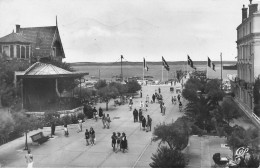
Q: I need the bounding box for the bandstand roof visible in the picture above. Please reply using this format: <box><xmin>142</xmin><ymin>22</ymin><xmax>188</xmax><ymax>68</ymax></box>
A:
<box><xmin>17</xmin><ymin>62</ymin><xmax>88</xmax><ymax>78</ymax></box>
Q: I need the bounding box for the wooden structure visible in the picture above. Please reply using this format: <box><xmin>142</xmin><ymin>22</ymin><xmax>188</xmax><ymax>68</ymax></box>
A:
<box><xmin>16</xmin><ymin>62</ymin><xmax>88</xmax><ymax>111</ymax></box>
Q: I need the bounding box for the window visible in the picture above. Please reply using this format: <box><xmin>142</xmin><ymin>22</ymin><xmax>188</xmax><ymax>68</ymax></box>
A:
<box><xmin>26</xmin><ymin>46</ymin><xmax>29</xmax><ymax>58</ymax></box>
<box><xmin>3</xmin><ymin>46</ymin><xmax>10</xmax><ymax>57</ymax></box>
<box><xmin>21</xmin><ymin>46</ymin><xmax>25</xmax><ymax>58</ymax></box>
<box><xmin>16</xmin><ymin>45</ymin><xmax>20</xmax><ymax>58</ymax></box>
<box><xmin>52</xmin><ymin>47</ymin><xmax>56</xmax><ymax>57</ymax></box>
<box><xmin>250</xmin><ymin>22</ymin><xmax>252</xmax><ymax>33</ymax></box>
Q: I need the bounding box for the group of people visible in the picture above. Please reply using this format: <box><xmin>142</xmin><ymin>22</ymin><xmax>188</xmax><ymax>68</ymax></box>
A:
<box><xmin>171</xmin><ymin>94</ymin><xmax>183</xmax><ymax>111</ymax></box>
<box><xmin>111</xmin><ymin>132</ymin><xmax>128</xmax><ymax>153</ymax></box>
<box><xmin>85</xmin><ymin>127</ymin><xmax>96</xmax><ymax>146</ymax></box>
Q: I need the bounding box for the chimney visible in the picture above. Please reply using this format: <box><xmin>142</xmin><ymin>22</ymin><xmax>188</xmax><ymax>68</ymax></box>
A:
<box><xmin>249</xmin><ymin>2</ymin><xmax>258</xmax><ymax>17</ymax></box>
<box><xmin>242</xmin><ymin>5</ymin><xmax>248</xmax><ymax>21</ymax></box>
<box><xmin>16</xmin><ymin>24</ymin><xmax>20</xmax><ymax>33</ymax></box>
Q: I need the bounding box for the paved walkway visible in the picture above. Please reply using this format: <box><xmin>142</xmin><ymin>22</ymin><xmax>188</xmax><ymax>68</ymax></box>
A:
<box><xmin>0</xmin><ymin>85</ymin><xmax>184</xmax><ymax>167</ymax></box>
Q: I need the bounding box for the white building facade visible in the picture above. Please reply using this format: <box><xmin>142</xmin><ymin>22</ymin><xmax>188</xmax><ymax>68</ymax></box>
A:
<box><xmin>236</xmin><ymin>1</ymin><xmax>260</xmax><ymax>112</ymax></box>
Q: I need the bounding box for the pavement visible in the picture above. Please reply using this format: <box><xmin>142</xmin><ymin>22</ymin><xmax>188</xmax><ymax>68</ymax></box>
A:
<box><xmin>0</xmin><ymin>84</ymin><xmax>234</xmax><ymax>168</ymax></box>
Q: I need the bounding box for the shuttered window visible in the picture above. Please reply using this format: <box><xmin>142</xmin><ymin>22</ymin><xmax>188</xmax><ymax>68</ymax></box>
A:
<box><xmin>26</xmin><ymin>46</ymin><xmax>29</xmax><ymax>58</ymax></box>
<box><xmin>21</xmin><ymin>46</ymin><xmax>25</xmax><ymax>58</ymax></box>
<box><xmin>17</xmin><ymin>45</ymin><xmax>20</xmax><ymax>58</ymax></box>
<box><xmin>10</xmin><ymin>45</ymin><xmax>14</xmax><ymax>58</ymax></box>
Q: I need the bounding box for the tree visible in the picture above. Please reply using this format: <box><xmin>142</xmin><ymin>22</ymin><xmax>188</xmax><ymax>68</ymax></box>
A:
<box><xmin>0</xmin><ymin>58</ymin><xmax>30</xmax><ymax>107</ymax></box>
<box><xmin>98</xmin><ymin>86</ymin><xmax>119</xmax><ymax>111</ymax></box>
<box><xmin>126</xmin><ymin>80</ymin><xmax>141</xmax><ymax>93</ymax></box>
<box><xmin>109</xmin><ymin>82</ymin><xmax>128</xmax><ymax>95</ymax></box>
<box><xmin>152</xmin><ymin>118</ymin><xmax>189</xmax><ymax>151</ymax></box>
<box><xmin>205</xmin><ymin>79</ymin><xmax>224</xmax><ymax>106</ymax></box>
<box><xmin>220</xmin><ymin>98</ymin><xmax>240</xmax><ymax>125</ymax></box>
<box><xmin>0</xmin><ymin>112</ymin><xmax>14</xmax><ymax>143</ymax></box>
<box><xmin>94</xmin><ymin>80</ymin><xmax>107</xmax><ymax>90</ymax></box>
<box><xmin>150</xmin><ymin>146</ymin><xmax>186</xmax><ymax>168</ymax></box>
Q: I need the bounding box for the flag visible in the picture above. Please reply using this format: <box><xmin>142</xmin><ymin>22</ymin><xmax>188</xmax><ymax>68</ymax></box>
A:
<box><xmin>208</xmin><ymin>57</ymin><xmax>211</xmax><ymax>67</ymax></box>
<box><xmin>121</xmin><ymin>55</ymin><xmax>124</xmax><ymax>59</ymax></box>
<box><xmin>212</xmin><ymin>63</ymin><xmax>215</xmax><ymax>71</ymax></box>
<box><xmin>187</xmin><ymin>55</ymin><xmax>191</xmax><ymax>65</ymax></box>
<box><xmin>188</xmin><ymin>55</ymin><xmax>194</xmax><ymax>68</ymax></box>
<box><xmin>143</xmin><ymin>58</ymin><xmax>149</xmax><ymax>71</ymax></box>
<box><xmin>162</xmin><ymin>56</ymin><xmax>170</xmax><ymax>71</ymax></box>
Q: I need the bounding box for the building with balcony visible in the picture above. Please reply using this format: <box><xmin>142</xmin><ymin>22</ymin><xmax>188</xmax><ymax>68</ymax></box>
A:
<box><xmin>235</xmin><ymin>0</ymin><xmax>260</xmax><ymax>117</ymax></box>
<box><xmin>0</xmin><ymin>18</ymin><xmax>65</xmax><ymax>63</ymax></box>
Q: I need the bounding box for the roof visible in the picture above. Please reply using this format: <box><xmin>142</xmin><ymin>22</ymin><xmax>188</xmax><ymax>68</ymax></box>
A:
<box><xmin>18</xmin><ymin>62</ymin><xmax>88</xmax><ymax>78</ymax></box>
<box><xmin>0</xmin><ymin>32</ymin><xmax>32</xmax><ymax>43</ymax></box>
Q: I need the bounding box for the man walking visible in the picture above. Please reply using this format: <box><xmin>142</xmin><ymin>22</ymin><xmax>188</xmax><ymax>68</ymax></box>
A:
<box><xmin>25</xmin><ymin>149</ymin><xmax>33</xmax><ymax>168</ymax></box>
<box><xmin>133</xmin><ymin>108</ymin><xmax>138</xmax><ymax>122</ymax></box>
<box><xmin>146</xmin><ymin>115</ymin><xmax>152</xmax><ymax>132</ymax></box>
<box><xmin>152</xmin><ymin>94</ymin><xmax>155</xmax><ymax>103</ymax></box>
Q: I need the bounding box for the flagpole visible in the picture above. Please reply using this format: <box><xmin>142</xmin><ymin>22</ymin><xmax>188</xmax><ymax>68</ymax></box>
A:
<box><xmin>220</xmin><ymin>53</ymin><xmax>223</xmax><ymax>90</ymax></box>
<box><xmin>162</xmin><ymin>66</ymin><xmax>163</xmax><ymax>82</ymax></box>
<box><xmin>206</xmin><ymin>57</ymin><xmax>208</xmax><ymax>79</ymax></box>
<box><xmin>143</xmin><ymin>63</ymin><xmax>144</xmax><ymax>85</ymax></box>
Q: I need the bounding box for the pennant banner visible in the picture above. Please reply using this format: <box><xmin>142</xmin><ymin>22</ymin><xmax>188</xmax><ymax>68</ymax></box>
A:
<box><xmin>162</xmin><ymin>56</ymin><xmax>170</xmax><ymax>71</ymax></box>
<box><xmin>208</xmin><ymin>57</ymin><xmax>211</xmax><ymax>67</ymax></box>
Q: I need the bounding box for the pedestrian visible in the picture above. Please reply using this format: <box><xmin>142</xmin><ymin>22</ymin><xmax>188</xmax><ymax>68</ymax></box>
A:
<box><xmin>160</xmin><ymin>101</ymin><xmax>163</xmax><ymax>113</ymax></box>
<box><xmin>64</xmin><ymin>124</ymin><xmax>69</xmax><ymax>137</ymax></box>
<box><xmin>85</xmin><ymin>129</ymin><xmax>90</xmax><ymax>146</ymax></box>
<box><xmin>138</xmin><ymin>109</ymin><xmax>143</xmax><ymax>123</ymax></box>
<box><xmin>89</xmin><ymin>127</ymin><xmax>95</xmax><ymax>145</ymax></box>
<box><xmin>145</xmin><ymin>101</ymin><xmax>148</xmax><ymax>111</ymax></box>
<box><xmin>129</xmin><ymin>96</ymin><xmax>133</xmax><ymax>104</ymax></box>
<box><xmin>141</xmin><ymin>115</ymin><xmax>146</xmax><ymax>131</ymax></box>
<box><xmin>77</xmin><ymin>119</ymin><xmax>83</xmax><ymax>132</ymax></box>
<box><xmin>146</xmin><ymin>95</ymin><xmax>149</xmax><ymax>103</ymax></box>
<box><xmin>162</xmin><ymin>103</ymin><xmax>166</xmax><ymax>116</ymax></box>
<box><xmin>111</xmin><ymin>132</ymin><xmax>117</xmax><ymax>151</ymax></box>
<box><xmin>51</xmin><ymin>121</ymin><xmax>55</xmax><ymax>136</ymax></box>
<box><xmin>106</xmin><ymin>114</ymin><xmax>111</xmax><ymax>129</ymax></box>
<box><xmin>158</xmin><ymin>87</ymin><xmax>161</xmax><ymax>94</ymax></box>
<box><xmin>152</xmin><ymin>94</ymin><xmax>155</xmax><ymax>103</ymax></box>
<box><xmin>99</xmin><ymin>107</ymin><xmax>103</xmax><ymax>118</ymax></box>
<box><xmin>140</xmin><ymin>89</ymin><xmax>142</xmax><ymax>98</ymax></box>
<box><xmin>129</xmin><ymin>102</ymin><xmax>132</xmax><ymax>111</ymax></box>
<box><xmin>146</xmin><ymin>115</ymin><xmax>152</xmax><ymax>132</ymax></box>
<box><xmin>177</xmin><ymin>94</ymin><xmax>181</xmax><ymax>102</ymax></box>
<box><xmin>121</xmin><ymin>132</ymin><xmax>128</xmax><ymax>153</ymax></box>
<box><xmin>140</xmin><ymin>101</ymin><xmax>144</xmax><ymax>110</ymax></box>
<box><xmin>25</xmin><ymin>149</ymin><xmax>33</xmax><ymax>168</ymax></box>
<box><xmin>116</xmin><ymin>132</ymin><xmax>121</xmax><ymax>152</ymax></box>
<box><xmin>93</xmin><ymin>107</ymin><xmax>98</xmax><ymax>121</ymax></box>
<box><xmin>102</xmin><ymin>113</ymin><xmax>106</xmax><ymax>128</ymax></box>
<box><xmin>133</xmin><ymin>108</ymin><xmax>138</xmax><ymax>122</ymax></box>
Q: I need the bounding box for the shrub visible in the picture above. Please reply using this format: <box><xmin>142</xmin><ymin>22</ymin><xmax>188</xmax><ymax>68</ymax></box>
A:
<box><xmin>77</xmin><ymin>113</ymin><xmax>85</xmax><ymax>121</ymax></box>
<box><xmin>71</xmin><ymin>115</ymin><xmax>78</xmax><ymax>124</ymax></box>
<box><xmin>150</xmin><ymin>146</ymin><xmax>186</xmax><ymax>168</ymax></box>
<box><xmin>83</xmin><ymin>104</ymin><xmax>93</xmax><ymax>119</ymax></box>
<box><xmin>62</xmin><ymin>115</ymin><xmax>72</xmax><ymax>125</ymax></box>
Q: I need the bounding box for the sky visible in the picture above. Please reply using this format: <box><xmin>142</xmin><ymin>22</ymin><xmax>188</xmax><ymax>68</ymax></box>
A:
<box><xmin>0</xmin><ymin>0</ymin><xmax>257</xmax><ymax>63</ymax></box>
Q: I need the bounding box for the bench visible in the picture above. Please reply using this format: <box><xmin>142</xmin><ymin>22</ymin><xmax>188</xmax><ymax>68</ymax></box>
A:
<box><xmin>30</xmin><ymin>132</ymin><xmax>49</xmax><ymax>145</ymax></box>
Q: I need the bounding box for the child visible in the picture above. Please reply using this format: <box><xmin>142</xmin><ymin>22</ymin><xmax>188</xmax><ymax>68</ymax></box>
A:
<box><xmin>64</xmin><ymin>124</ymin><xmax>69</xmax><ymax>136</ymax></box>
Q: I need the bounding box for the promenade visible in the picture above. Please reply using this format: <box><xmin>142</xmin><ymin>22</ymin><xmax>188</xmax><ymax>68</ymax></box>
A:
<box><xmin>0</xmin><ymin>85</ymin><xmax>235</xmax><ymax>168</ymax></box>
<box><xmin>0</xmin><ymin>85</ymin><xmax>184</xmax><ymax>167</ymax></box>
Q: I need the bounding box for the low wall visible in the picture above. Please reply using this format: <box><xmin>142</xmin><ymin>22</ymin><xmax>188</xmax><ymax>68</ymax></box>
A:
<box><xmin>57</xmin><ymin>106</ymin><xmax>84</xmax><ymax>117</ymax></box>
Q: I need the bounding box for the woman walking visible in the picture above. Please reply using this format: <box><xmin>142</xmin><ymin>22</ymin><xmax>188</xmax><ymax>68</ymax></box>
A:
<box><xmin>116</xmin><ymin>132</ymin><xmax>121</xmax><ymax>152</ymax></box>
<box><xmin>106</xmin><ymin>114</ymin><xmax>111</xmax><ymax>129</ymax></box>
<box><xmin>85</xmin><ymin>129</ymin><xmax>90</xmax><ymax>146</ymax></box>
<box><xmin>64</xmin><ymin>124</ymin><xmax>69</xmax><ymax>137</ymax></box>
<box><xmin>89</xmin><ymin>127</ymin><xmax>95</xmax><ymax>145</ymax></box>
<box><xmin>102</xmin><ymin>113</ymin><xmax>106</xmax><ymax>128</ymax></box>
<box><xmin>141</xmin><ymin>115</ymin><xmax>146</xmax><ymax>131</ymax></box>
<box><xmin>121</xmin><ymin>132</ymin><xmax>128</xmax><ymax>153</ymax></box>
<box><xmin>111</xmin><ymin>132</ymin><xmax>117</xmax><ymax>152</ymax></box>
